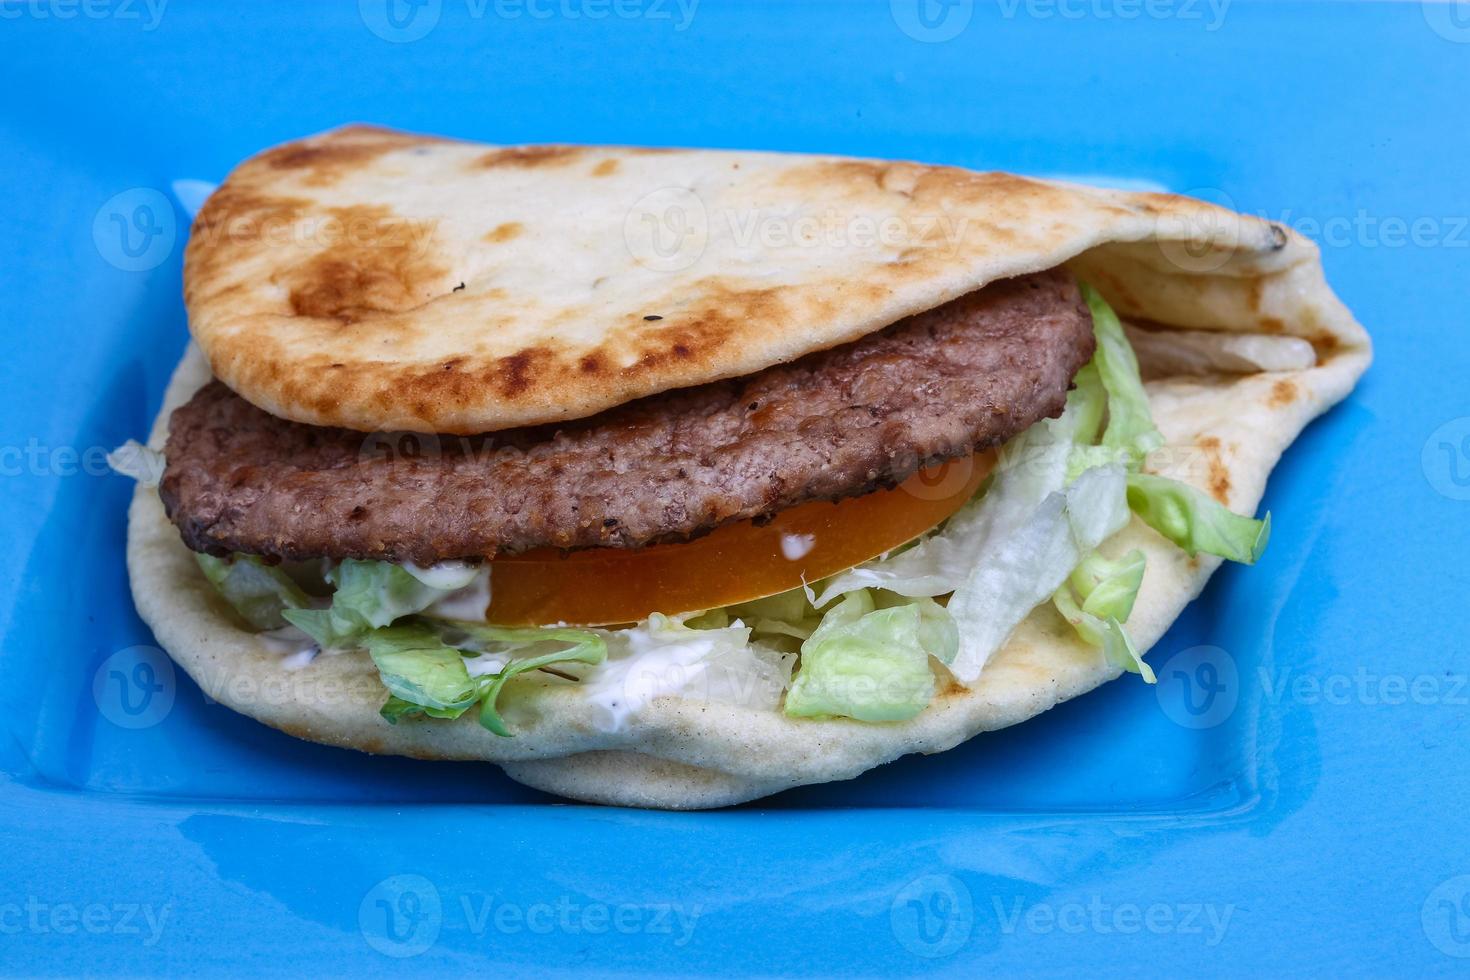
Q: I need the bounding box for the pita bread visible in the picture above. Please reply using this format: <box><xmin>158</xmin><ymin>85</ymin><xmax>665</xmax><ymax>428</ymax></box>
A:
<box><xmin>186</xmin><ymin>125</ymin><xmax>1306</xmax><ymax>434</ymax></box>
<box><xmin>131</xmin><ymin>146</ymin><xmax>1370</xmax><ymax>808</ymax></box>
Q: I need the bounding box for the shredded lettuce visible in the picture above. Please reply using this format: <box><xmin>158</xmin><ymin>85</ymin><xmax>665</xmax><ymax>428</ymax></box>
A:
<box><xmin>945</xmin><ymin>462</ymin><xmax>1131</xmax><ymax>681</ymax></box>
<box><xmin>885</xmin><ymin>594</ymin><xmax>960</xmax><ymax>666</ymax></box>
<box><xmin>1068</xmin><ymin>361</ymin><xmax>1107</xmax><ymax>448</ymax></box>
<box><xmin>372</xmin><ymin>620</ymin><xmax>606</xmax><ymax>735</ymax></box>
<box><xmin>795</xmin><ymin>287</ymin><xmax>1268</xmax><ymax>694</ymax></box>
<box><xmin>283</xmin><ymin>559</ymin><xmax>462</xmax><ymax>648</ymax></box>
<box><xmin>1052</xmin><ymin>550</ymin><xmax>1155</xmax><ymax>681</ymax></box>
<box><xmin>811</xmin><ymin>403</ymin><xmax>1080</xmax><ymax>606</ymax></box>
<box><xmin>107</xmin><ymin>440</ymin><xmax>166</xmax><ymax>488</ymax></box>
<box><xmin>1069</xmin><ymin>550</ymin><xmax>1147</xmax><ymax>624</ymax></box>
<box><xmin>194</xmin><ymin>553</ymin><xmax>309</xmax><ymax>630</ymax></box>
<box><xmin>366</xmin><ymin>624</ymin><xmax>481</xmax><ymax>721</ymax></box>
<box><xmin>1126</xmin><ymin>473</ymin><xmax>1272</xmax><ymax>564</ymax></box>
<box><xmin>1078</xmin><ymin>282</ymin><xmax>1165</xmax><ymax>472</ymax></box>
<box><xmin>724</xmin><ymin>590</ymin><xmax>824</xmax><ymax>641</ymax></box>
<box><xmin>783</xmin><ymin>593</ymin><xmax>937</xmax><ymax>722</ymax></box>
<box><xmin>434</xmin><ymin>622</ymin><xmax>607</xmax><ymax>736</ymax></box>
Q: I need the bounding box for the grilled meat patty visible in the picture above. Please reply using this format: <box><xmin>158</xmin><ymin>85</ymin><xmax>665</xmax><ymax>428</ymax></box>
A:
<box><xmin>161</xmin><ymin>268</ymin><xmax>1094</xmax><ymax>564</ymax></box>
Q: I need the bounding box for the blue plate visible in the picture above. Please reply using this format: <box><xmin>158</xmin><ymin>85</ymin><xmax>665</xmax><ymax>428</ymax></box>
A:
<box><xmin>2</xmin><ymin>1</ymin><xmax>1467</xmax><ymax>973</ymax></box>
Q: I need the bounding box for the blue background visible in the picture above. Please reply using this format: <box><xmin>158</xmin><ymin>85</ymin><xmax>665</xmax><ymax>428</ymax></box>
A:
<box><xmin>1</xmin><ymin>0</ymin><xmax>1467</xmax><ymax>974</ymax></box>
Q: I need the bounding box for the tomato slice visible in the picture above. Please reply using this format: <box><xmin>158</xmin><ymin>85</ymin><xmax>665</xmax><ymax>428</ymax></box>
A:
<box><xmin>481</xmin><ymin>451</ymin><xmax>995</xmax><ymax>626</ymax></box>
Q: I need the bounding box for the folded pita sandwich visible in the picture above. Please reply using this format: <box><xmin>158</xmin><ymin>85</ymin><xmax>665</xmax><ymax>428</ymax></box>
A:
<box><xmin>115</xmin><ymin>125</ymin><xmax>1370</xmax><ymax>808</ymax></box>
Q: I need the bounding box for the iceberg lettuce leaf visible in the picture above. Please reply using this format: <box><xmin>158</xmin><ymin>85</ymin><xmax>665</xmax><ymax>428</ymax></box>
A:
<box><xmin>461</xmin><ymin>627</ymin><xmax>607</xmax><ymax>737</ymax></box>
<box><xmin>944</xmin><ymin>463</ymin><xmax>1130</xmax><ymax>682</ymax></box>
<box><xmin>1052</xmin><ymin>548</ymin><xmax>1155</xmax><ymax>682</ymax></box>
<box><xmin>1126</xmin><ymin>473</ymin><xmax>1271</xmax><ymax>564</ymax></box>
<box><xmin>811</xmin><ymin>408</ymin><xmax>1078</xmax><ymax>606</ymax></box>
<box><xmin>784</xmin><ymin>594</ymin><xmax>936</xmax><ymax>722</ymax></box>
<box><xmin>1081</xmin><ymin>282</ymin><xmax>1164</xmax><ymax>470</ymax></box>
<box><xmin>194</xmin><ymin>553</ymin><xmax>310</xmax><ymax>630</ymax></box>
<box><xmin>363</xmin><ymin>624</ymin><xmax>479</xmax><ymax>720</ymax></box>
<box><xmin>1070</xmin><ymin>549</ymin><xmax>1147</xmax><ymax>623</ymax></box>
<box><xmin>284</xmin><ymin>559</ymin><xmax>461</xmax><ymax>648</ymax></box>
<box><xmin>370</xmin><ymin>620</ymin><xmax>606</xmax><ymax>735</ymax></box>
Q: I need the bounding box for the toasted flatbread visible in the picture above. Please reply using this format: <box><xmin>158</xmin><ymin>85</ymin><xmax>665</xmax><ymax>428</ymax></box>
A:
<box><xmin>133</xmin><ymin>141</ymin><xmax>1369</xmax><ymax>808</ymax></box>
<box><xmin>186</xmin><ymin>125</ymin><xmax>1315</xmax><ymax>434</ymax></box>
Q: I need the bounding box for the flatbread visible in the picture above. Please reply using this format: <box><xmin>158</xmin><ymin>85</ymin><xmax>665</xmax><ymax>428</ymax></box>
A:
<box><xmin>185</xmin><ymin>125</ymin><xmax>1307</xmax><ymax>434</ymax></box>
<box><xmin>132</xmin><ymin>156</ymin><xmax>1370</xmax><ymax>808</ymax></box>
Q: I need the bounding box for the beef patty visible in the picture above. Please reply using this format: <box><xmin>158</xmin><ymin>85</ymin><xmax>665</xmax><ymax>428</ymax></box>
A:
<box><xmin>161</xmin><ymin>268</ymin><xmax>1094</xmax><ymax>564</ymax></box>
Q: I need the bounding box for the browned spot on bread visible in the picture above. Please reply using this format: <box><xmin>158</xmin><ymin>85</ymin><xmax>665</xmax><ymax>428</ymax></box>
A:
<box><xmin>255</xmin><ymin>125</ymin><xmax>444</xmax><ymax>187</ymax></box>
<box><xmin>474</xmin><ymin>145</ymin><xmax>584</xmax><ymax>169</ymax></box>
<box><xmin>1269</xmin><ymin>378</ymin><xmax>1299</xmax><ymax>408</ymax></box>
<box><xmin>283</xmin><ymin>205</ymin><xmax>446</xmax><ymax>320</ymax></box>
<box><xmin>1196</xmin><ymin>436</ymin><xmax>1231</xmax><ymax>503</ymax></box>
<box><xmin>1310</xmin><ymin>330</ymin><xmax>1340</xmax><ymax>354</ymax></box>
<box><xmin>184</xmin><ymin>188</ymin><xmax>312</xmax><ymax>301</ymax></box>
<box><xmin>492</xmin><ymin>348</ymin><xmax>550</xmax><ymax>397</ymax></box>
<box><xmin>1246</xmin><ymin>277</ymin><xmax>1264</xmax><ymax>312</ymax></box>
<box><xmin>612</xmin><ymin>279</ymin><xmax>786</xmax><ymax>373</ymax></box>
<box><xmin>771</xmin><ymin>159</ymin><xmax>885</xmax><ymax>197</ymax></box>
<box><xmin>1207</xmin><ymin>457</ymin><xmax>1232</xmax><ymax>504</ymax></box>
<box><xmin>190</xmin><ymin>187</ymin><xmax>309</xmax><ymax>242</ymax></box>
<box><xmin>939</xmin><ymin>677</ymin><xmax>970</xmax><ymax>699</ymax></box>
<box><xmin>591</xmin><ymin>158</ymin><xmax>620</xmax><ymax>177</ymax></box>
<box><xmin>1259</xmin><ymin>316</ymin><xmax>1285</xmax><ymax>333</ymax></box>
<box><xmin>484</xmin><ymin>221</ymin><xmax>524</xmax><ymax>243</ymax></box>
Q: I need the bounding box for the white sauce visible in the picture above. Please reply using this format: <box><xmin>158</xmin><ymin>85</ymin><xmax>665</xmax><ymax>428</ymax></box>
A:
<box><xmin>780</xmin><ymin>532</ymin><xmax>816</xmax><ymax>561</ymax></box>
<box><xmin>580</xmin><ymin>629</ymin><xmax>728</xmax><ymax>731</ymax></box>
<box><xmin>402</xmin><ymin>560</ymin><xmax>481</xmax><ymax>591</ymax></box>
<box><xmin>426</xmin><ymin>567</ymin><xmax>492</xmax><ymax>620</ymax></box>
<box><xmin>463</xmin><ymin>652</ymin><xmax>510</xmax><ymax>678</ymax></box>
<box><xmin>579</xmin><ymin>624</ymin><xmax>793</xmax><ymax>732</ymax></box>
<box><xmin>258</xmin><ymin>625</ymin><xmax>320</xmax><ymax>670</ymax></box>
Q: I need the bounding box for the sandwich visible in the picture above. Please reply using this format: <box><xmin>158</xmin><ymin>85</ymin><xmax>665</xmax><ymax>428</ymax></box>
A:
<box><xmin>115</xmin><ymin>125</ymin><xmax>1370</xmax><ymax>808</ymax></box>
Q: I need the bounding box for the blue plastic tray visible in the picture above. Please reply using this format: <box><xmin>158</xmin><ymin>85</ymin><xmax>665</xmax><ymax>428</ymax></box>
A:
<box><xmin>2</xmin><ymin>1</ymin><xmax>1467</xmax><ymax>974</ymax></box>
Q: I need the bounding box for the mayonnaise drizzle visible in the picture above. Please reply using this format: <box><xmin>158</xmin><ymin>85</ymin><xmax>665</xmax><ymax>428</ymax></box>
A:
<box><xmin>426</xmin><ymin>567</ymin><xmax>492</xmax><ymax>620</ymax></box>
